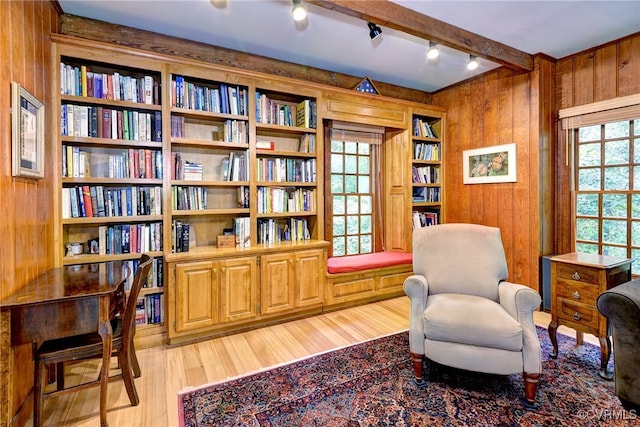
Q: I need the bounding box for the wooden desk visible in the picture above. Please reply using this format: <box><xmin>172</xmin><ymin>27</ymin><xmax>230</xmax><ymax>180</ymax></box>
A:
<box><xmin>547</xmin><ymin>252</ymin><xmax>632</xmax><ymax>379</ymax></box>
<box><xmin>0</xmin><ymin>262</ymin><xmax>128</xmax><ymax>427</ymax></box>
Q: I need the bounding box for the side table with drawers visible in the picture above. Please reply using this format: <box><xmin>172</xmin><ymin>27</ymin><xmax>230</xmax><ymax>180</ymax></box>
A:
<box><xmin>547</xmin><ymin>252</ymin><xmax>632</xmax><ymax>379</ymax></box>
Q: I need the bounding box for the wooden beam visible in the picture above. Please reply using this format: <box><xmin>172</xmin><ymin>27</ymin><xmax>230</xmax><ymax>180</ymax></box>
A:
<box><xmin>309</xmin><ymin>0</ymin><xmax>534</xmax><ymax>72</ymax></box>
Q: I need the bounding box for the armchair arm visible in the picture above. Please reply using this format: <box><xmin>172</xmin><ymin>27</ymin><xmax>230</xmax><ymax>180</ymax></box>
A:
<box><xmin>499</xmin><ymin>281</ymin><xmax>542</xmax><ymax>374</ymax></box>
<box><xmin>403</xmin><ymin>274</ymin><xmax>429</xmax><ymax>355</ymax></box>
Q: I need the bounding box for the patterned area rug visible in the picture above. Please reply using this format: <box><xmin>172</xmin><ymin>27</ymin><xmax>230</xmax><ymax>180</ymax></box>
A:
<box><xmin>178</xmin><ymin>327</ymin><xmax>635</xmax><ymax>426</ymax></box>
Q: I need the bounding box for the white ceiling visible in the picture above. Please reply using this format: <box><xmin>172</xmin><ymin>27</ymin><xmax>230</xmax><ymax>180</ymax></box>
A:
<box><xmin>57</xmin><ymin>0</ymin><xmax>640</xmax><ymax>93</ymax></box>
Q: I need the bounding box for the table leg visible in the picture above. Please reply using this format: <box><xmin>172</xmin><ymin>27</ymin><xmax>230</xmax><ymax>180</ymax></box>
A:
<box><xmin>598</xmin><ymin>336</ymin><xmax>613</xmax><ymax>380</ymax></box>
<box><xmin>548</xmin><ymin>320</ymin><xmax>559</xmax><ymax>358</ymax></box>
<box><xmin>97</xmin><ymin>296</ymin><xmax>113</xmax><ymax>427</ymax></box>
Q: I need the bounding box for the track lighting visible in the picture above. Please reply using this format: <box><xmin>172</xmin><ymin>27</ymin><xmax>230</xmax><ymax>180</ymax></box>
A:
<box><xmin>426</xmin><ymin>41</ymin><xmax>440</xmax><ymax>59</ymax></box>
<box><xmin>291</xmin><ymin>0</ymin><xmax>307</xmax><ymax>21</ymax></box>
<box><xmin>367</xmin><ymin>22</ymin><xmax>382</xmax><ymax>40</ymax></box>
<box><xmin>467</xmin><ymin>55</ymin><xmax>479</xmax><ymax>70</ymax></box>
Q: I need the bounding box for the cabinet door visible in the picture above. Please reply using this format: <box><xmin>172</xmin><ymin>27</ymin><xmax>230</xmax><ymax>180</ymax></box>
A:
<box><xmin>260</xmin><ymin>252</ymin><xmax>295</xmax><ymax>315</ymax></box>
<box><xmin>219</xmin><ymin>256</ymin><xmax>258</xmax><ymax>323</ymax></box>
<box><xmin>295</xmin><ymin>249</ymin><xmax>324</xmax><ymax>308</ymax></box>
<box><xmin>174</xmin><ymin>260</ymin><xmax>218</xmax><ymax>333</ymax></box>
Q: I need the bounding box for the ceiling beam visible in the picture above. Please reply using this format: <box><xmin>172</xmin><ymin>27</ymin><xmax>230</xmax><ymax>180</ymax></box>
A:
<box><xmin>309</xmin><ymin>0</ymin><xmax>534</xmax><ymax>72</ymax></box>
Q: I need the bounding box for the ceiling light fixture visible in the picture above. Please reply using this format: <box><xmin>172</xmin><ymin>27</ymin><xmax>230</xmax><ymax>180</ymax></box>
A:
<box><xmin>467</xmin><ymin>55</ymin><xmax>479</xmax><ymax>71</ymax></box>
<box><xmin>367</xmin><ymin>22</ymin><xmax>382</xmax><ymax>40</ymax></box>
<box><xmin>291</xmin><ymin>0</ymin><xmax>307</xmax><ymax>21</ymax></box>
<box><xmin>426</xmin><ymin>41</ymin><xmax>440</xmax><ymax>60</ymax></box>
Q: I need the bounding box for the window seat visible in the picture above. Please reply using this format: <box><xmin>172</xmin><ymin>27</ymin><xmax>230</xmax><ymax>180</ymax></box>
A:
<box><xmin>327</xmin><ymin>251</ymin><xmax>413</xmax><ymax>274</ymax></box>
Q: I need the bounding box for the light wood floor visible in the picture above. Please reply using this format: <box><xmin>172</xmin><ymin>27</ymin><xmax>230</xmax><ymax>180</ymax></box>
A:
<box><xmin>34</xmin><ymin>297</ymin><xmax>595</xmax><ymax>427</ymax></box>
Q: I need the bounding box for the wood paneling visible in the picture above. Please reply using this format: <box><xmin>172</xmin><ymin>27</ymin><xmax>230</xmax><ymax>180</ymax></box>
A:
<box><xmin>431</xmin><ymin>61</ymin><xmax>554</xmax><ymax>291</ymax></box>
<box><xmin>554</xmin><ymin>33</ymin><xmax>640</xmax><ymax>254</ymax></box>
<box><xmin>1</xmin><ymin>1</ymin><xmax>60</xmax><ymax>424</ymax></box>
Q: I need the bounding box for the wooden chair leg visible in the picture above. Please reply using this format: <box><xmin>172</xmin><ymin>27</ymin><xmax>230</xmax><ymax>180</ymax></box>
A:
<box><xmin>34</xmin><ymin>360</ymin><xmax>44</xmax><ymax>427</ymax></box>
<box><xmin>410</xmin><ymin>352</ymin><xmax>427</xmax><ymax>386</ymax></box>
<box><xmin>129</xmin><ymin>340</ymin><xmax>141</xmax><ymax>378</ymax></box>
<box><xmin>523</xmin><ymin>372</ymin><xmax>540</xmax><ymax>409</ymax></box>
<box><xmin>119</xmin><ymin>350</ymin><xmax>139</xmax><ymax>406</ymax></box>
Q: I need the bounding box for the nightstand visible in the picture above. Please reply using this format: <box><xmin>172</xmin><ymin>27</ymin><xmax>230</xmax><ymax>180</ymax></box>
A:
<box><xmin>547</xmin><ymin>252</ymin><xmax>632</xmax><ymax>379</ymax></box>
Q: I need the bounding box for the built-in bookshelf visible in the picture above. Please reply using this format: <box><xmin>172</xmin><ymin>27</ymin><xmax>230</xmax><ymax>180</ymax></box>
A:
<box><xmin>168</xmin><ymin>67</ymin><xmax>252</xmax><ymax>253</ymax></box>
<box><xmin>55</xmin><ymin>46</ymin><xmax>168</xmax><ymax>342</ymax></box>
<box><xmin>410</xmin><ymin>109</ymin><xmax>444</xmax><ymax>229</ymax></box>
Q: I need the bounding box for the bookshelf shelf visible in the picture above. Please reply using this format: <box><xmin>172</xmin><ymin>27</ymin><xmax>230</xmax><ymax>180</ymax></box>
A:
<box><xmin>62</xmin><ymin>215</ymin><xmax>163</xmax><ymax>225</ymax></box>
<box><xmin>61</xmin><ymin>94</ymin><xmax>163</xmax><ymax>111</ymax></box>
<box><xmin>62</xmin><ymin>251</ymin><xmax>164</xmax><ymax>266</ymax></box>
<box><xmin>171</xmin><ymin>208</ymin><xmax>250</xmax><ymax>216</ymax></box>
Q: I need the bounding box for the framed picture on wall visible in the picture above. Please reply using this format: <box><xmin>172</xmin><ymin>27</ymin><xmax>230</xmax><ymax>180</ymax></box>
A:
<box><xmin>12</xmin><ymin>81</ymin><xmax>44</xmax><ymax>179</ymax></box>
<box><xmin>463</xmin><ymin>143</ymin><xmax>517</xmax><ymax>184</ymax></box>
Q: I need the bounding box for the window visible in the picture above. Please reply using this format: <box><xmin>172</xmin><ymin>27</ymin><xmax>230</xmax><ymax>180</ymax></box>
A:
<box><xmin>574</xmin><ymin>118</ymin><xmax>640</xmax><ymax>275</ymax></box>
<box><xmin>326</xmin><ymin>123</ymin><xmax>383</xmax><ymax>257</ymax></box>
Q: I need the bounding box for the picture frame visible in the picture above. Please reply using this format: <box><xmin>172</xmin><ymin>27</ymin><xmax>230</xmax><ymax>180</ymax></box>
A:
<box><xmin>12</xmin><ymin>81</ymin><xmax>45</xmax><ymax>179</ymax></box>
<box><xmin>463</xmin><ymin>143</ymin><xmax>516</xmax><ymax>184</ymax></box>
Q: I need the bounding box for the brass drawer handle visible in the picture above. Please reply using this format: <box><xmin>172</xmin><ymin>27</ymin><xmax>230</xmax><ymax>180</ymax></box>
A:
<box><xmin>572</xmin><ymin>291</ymin><xmax>581</xmax><ymax>299</ymax></box>
<box><xmin>572</xmin><ymin>272</ymin><xmax>581</xmax><ymax>280</ymax></box>
<box><xmin>573</xmin><ymin>312</ymin><xmax>581</xmax><ymax>321</ymax></box>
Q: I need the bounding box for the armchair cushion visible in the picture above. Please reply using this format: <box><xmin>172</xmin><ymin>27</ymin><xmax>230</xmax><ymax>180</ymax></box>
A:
<box><xmin>424</xmin><ymin>293</ymin><xmax>523</xmax><ymax>351</ymax></box>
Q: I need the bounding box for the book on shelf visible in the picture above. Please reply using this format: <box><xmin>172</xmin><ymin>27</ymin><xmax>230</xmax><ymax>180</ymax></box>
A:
<box><xmin>412</xmin><ymin>210</ymin><xmax>439</xmax><ymax>229</ymax></box>
<box><xmin>234</xmin><ymin>216</ymin><xmax>251</xmax><ymax>249</ymax></box>
<box><xmin>255</xmin><ymin>140</ymin><xmax>275</xmax><ymax>150</ymax></box>
<box><xmin>298</xmin><ymin>133</ymin><xmax>315</xmax><ymax>153</ymax></box>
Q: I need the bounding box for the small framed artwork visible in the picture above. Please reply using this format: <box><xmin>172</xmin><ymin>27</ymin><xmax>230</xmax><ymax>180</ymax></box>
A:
<box><xmin>12</xmin><ymin>82</ymin><xmax>45</xmax><ymax>179</ymax></box>
<box><xmin>463</xmin><ymin>143</ymin><xmax>517</xmax><ymax>184</ymax></box>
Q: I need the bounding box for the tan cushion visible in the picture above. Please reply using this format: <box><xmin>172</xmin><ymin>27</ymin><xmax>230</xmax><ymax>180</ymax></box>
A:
<box><xmin>423</xmin><ymin>293</ymin><xmax>523</xmax><ymax>351</ymax></box>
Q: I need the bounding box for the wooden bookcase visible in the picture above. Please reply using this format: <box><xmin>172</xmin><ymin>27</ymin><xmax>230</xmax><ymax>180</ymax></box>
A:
<box><xmin>52</xmin><ymin>35</ymin><xmax>446</xmax><ymax>346</ymax></box>
<box><xmin>410</xmin><ymin>107</ymin><xmax>445</xmax><ymax>230</ymax></box>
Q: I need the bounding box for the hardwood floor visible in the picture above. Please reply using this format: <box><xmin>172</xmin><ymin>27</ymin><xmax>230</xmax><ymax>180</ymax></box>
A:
<box><xmin>35</xmin><ymin>297</ymin><xmax>596</xmax><ymax>426</ymax></box>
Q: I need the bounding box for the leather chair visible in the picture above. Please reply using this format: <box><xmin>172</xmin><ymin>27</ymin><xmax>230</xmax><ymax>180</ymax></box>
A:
<box><xmin>596</xmin><ymin>279</ymin><xmax>640</xmax><ymax>411</ymax></box>
<box><xmin>33</xmin><ymin>254</ymin><xmax>153</xmax><ymax>427</ymax></box>
<box><xmin>403</xmin><ymin>223</ymin><xmax>542</xmax><ymax>408</ymax></box>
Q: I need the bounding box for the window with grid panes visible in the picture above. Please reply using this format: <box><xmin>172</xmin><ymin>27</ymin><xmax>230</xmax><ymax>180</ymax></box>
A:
<box><xmin>328</xmin><ymin>138</ymin><xmax>377</xmax><ymax>257</ymax></box>
<box><xmin>574</xmin><ymin>118</ymin><xmax>640</xmax><ymax>275</ymax></box>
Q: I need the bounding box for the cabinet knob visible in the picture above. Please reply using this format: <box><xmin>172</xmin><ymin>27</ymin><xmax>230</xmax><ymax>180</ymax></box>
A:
<box><xmin>572</xmin><ymin>272</ymin><xmax>581</xmax><ymax>280</ymax></box>
<box><xmin>572</xmin><ymin>291</ymin><xmax>581</xmax><ymax>299</ymax></box>
<box><xmin>222</xmin><ymin>267</ymin><xmax>226</xmax><ymax>272</ymax></box>
<box><xmin>213</xmin><ymin>268</ymin><xmax>217</xmax><ymax>273</ymax></box>
<box><xmin>573</xmin><ymin>312</ymin><xmax>581</xmax><ymax>321</ymax></box>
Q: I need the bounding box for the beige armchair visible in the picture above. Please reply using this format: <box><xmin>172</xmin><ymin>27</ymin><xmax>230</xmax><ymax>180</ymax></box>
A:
<box><xmin>403</xmin><ymin>223</ymin><xmax>542</xmax><ymax>408</ymax></box>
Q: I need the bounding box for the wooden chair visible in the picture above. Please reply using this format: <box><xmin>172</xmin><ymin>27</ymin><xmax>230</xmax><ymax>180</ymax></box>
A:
<box><xmin>33</xmin><ymin>254</ymin><xmax>153</xmax><ymax>427</ymax></box>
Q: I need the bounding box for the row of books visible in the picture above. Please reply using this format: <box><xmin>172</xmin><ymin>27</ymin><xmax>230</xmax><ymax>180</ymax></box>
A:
<box><xmin>255</xmin><ymin>158</ymin><xmax>317</xmax><ymax>183</ymax></box>
<box><xmin>170</xmin><ymin>116</ymin><xmax>249</xmax><ymax>144</ymax></box>
<box><xmin>60</xmin><ymin>62</ymin><xmax>160</xmax><ymax>105</ymax></box>
<box><xmin>171</xmin><ymin>220</ymin><xmax>191</xmax><ymax>253</ymax></box>
<box><xmin>256</xmin><ymin>187</ymin><xmax>316</xmax><ymax>214</ymax></box>
<box><xmin>256</xmin><ymin>218</ymin><xmax>309</xmax><ymax>245</ymax></box>
<box><xmin>171</xmin><ymin>186</ymin><xmax>208</xmax><ymax>211</ymax></box>
<box><xmin>412</xmin><ymin>211</ymin><xmax>439</xmax><ymax>229</ymax></box>
<box><xmin>413</xmin><ymin>142</ymin><xmax>440</xmax><ymax>161</ymax></box>
<box><xmin>120</xmin><ymin>256</ymin><xmax>164</xmax><ymax>290</ymax></box>
<box><xmin>412</xmin><ymin>187</ymin><xmax>440</xmax><ymax>203</ymax></box>
<box><xmin>172</xmin><ymin>76</ymin><xmax>248</xmax><ymax>116</ymax></box>
<box><xmin>62</xmin><ymin>146</ymin><xmax>162</xmax><ymax>180</ymax></box>
<box><xmin>234</xmin><ymin>216</ymin><xmax>252</xmax><ymax>249</ymax></box>
<box><xmin>412</xmin><ymin>165</ymin><xmax>441</xmax><ymax>184</ymax></box>
<box><xmin>298</xmin><ymin>133</ymin><xmax>316</xmax><ymax>153</ymax></box>
<box><xmin>94</xmin><ymin>222</ymin><xmax>163</xmax><ymax>255</ymax></box>
<box><xmin>255</xmin><ymin>95</ymin><xmax>317</xmax><ymax>129</ymax></box>
<box><xmin>219</xmin><ymin>152</ymin><xmax>249</xmax><ymax>182</ymax></box>
<box><xmin>62</xmin><ymin>104</ymin><xmax>162</xmax><ymax>142</ymax></box>
<box><xmin>62</xmin><ymin>185</ymin><xmax>162</xmax><ymax>219</ymax></box>
<box><xmin>136</xmin><ymin>293</ymin><xmax>164</xmax><ymax>326</ymax></box>
<box><xmin>413</xmin><ymin>118</ymin><xmax>438</xmax><ymax>138</ymax></box>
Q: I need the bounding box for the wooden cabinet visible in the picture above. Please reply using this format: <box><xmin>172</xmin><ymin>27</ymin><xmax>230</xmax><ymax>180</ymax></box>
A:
<box><xmin>169</xmin><ymin>255</ymin><xmax>257</xmax><ymax>339</ymax></box>
<box><xmin>548</xmin><ymin>252</ymin><xmax>632</xmax><ymax>379</ymax></box>
<box><xmin>260</xmin><ymin>249</ymin><xmax>324</xmax><ymax>315</ymax></box>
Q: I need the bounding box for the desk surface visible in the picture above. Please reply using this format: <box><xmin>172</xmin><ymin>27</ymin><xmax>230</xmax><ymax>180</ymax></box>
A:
<box><xmin>0</xmin><ymin>261</ymin><xmax>128</xmax><ymax>308</ymax></box>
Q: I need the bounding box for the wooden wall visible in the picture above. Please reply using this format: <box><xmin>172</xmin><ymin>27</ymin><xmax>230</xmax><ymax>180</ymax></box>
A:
<box><xmin>554</xmin><ymin>33</ymin><xmax>640</xmax><ymax>255</ymax></box>
<box><xmin>430</xmin><ymin>57</ymin><xmax>555</xmax><ymax>291</ymax></box>
<box><xmin>0</xmin><ymin>1</ymin><xmax>60</xmax><ymax>424</ymax></box>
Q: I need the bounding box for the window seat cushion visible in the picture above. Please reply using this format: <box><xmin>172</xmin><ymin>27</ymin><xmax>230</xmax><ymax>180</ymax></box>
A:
<box><xmin>327</xmin><ymin>251</ymin><xmax>413</xmax><ymax>274</ymax></box>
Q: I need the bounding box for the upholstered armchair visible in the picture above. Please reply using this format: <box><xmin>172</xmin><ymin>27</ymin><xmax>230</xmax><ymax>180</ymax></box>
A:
<box><xmin>403</xmin><ymin>223</ymin><xmax>542</xmax><ymax>408</ymax></box>
<box><xmin>596</xmin><ymin>279</ymin><xmax>640</xmax><ymax>411</ymax></box>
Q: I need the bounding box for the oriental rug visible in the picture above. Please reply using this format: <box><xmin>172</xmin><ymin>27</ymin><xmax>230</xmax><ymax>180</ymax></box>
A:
<box><xmin>178</xmin><ymin>327</ymin><xmax>635</xmax><ymax>426</ymax></box>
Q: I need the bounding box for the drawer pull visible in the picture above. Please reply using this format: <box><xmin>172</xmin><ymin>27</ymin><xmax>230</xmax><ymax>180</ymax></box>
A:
<box><xmin>572</xmin><ymin>272</ymin><xmax>581</xmax><ymax>280</ymax></box>
<box><xmin>572</xmin><ymin>291</ymin><xmax>581</xmax><ymax>299</ymax></box>
<box><xmin>573</xmin><ymin>312</ymin><xmax>581</xmax><ymax>321</ymax></box>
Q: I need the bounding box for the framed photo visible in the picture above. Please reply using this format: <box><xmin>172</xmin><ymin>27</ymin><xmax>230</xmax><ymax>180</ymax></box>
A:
<box><xmin>12</xmin><ymin>82</ymin><xmax>44</xmax><ymax>179</ymax></box>
<box><xmin>463</xmin><ymin>143</ymin><xmax>517</xmax><ymax>184</ymax></box>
